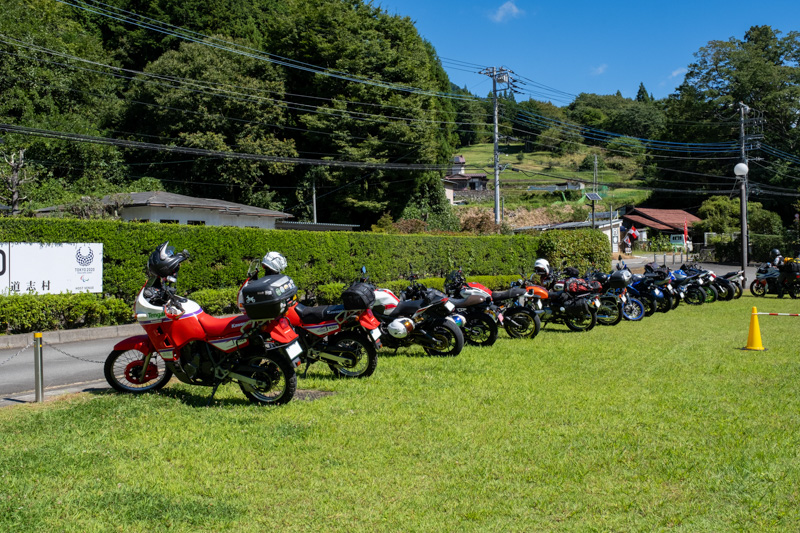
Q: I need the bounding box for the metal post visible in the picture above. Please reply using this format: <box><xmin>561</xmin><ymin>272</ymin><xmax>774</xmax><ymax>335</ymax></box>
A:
<box><xmin>492</xmin><ymin>69</ymin><xmax>500</xmax><ymax>225</ymax></box>
<box><xmin>312</xmin><ymin>174</ymin><xmax>317</xmax><ymax>224</ymax></box>
<box><xmin>33</xmin><ymin>332</ymin><xmax>43</xmax><ymax>403</ymax></box>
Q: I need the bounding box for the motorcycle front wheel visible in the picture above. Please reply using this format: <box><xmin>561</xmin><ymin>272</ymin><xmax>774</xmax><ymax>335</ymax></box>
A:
<box><xmin>564</xmin><ymin>307</ymin><xmax>597</xmax><ymax>332</ymax></box>
<box><xmin>422</xmin><ymin>319</ymin><xmax>465</xmax><ymax>357</ymax></box>
<box><xmin>104</xmin><ymin>349</ymin><xmax>173</xmax><ymax>394</ymax></box>
<box><xmin>622</xmin><ymin>297</ymin><xmax>645</xmax><ymax>321</ymax></box>
<box><xmin>641</xmin><ymin>295</ymin><xmax>657</xmax><ymax>317</ymax></box>
<box><xmin>732</xmin><ymin>282</ymin><xmax>743</xmax><ymax>299</ymax></box>
<box><xmin>238</xmin><ymin>354</ymin><xmax>297</xmax><ymax>406</ymax></box>
<box><xmin>596</xmin><ymin>296</ymin><xmax>622</xmax><ymax>326</ymax></box>
<box><xmin>463</xmin><ymin>312</ymin><xmax>498</xmax><ymax>347</ymax></box>
<box><xmin>703</xmin><ymin>284</ymin><xmax>718</xmax><ymax>303</ymax></box>
<box><xmin>327</xmin><ymin>331</ymin><xmax>378</xmax><ymax>378</ymax></box>
<box><xmin>503</xmin><ymin>308</ymin><xmax>541</xmax><ymax>339</ymax></box>
<box><xmin>749</xmin><ymin>280</ymin><xmax>766</xmax><ymax>297</ymax></box>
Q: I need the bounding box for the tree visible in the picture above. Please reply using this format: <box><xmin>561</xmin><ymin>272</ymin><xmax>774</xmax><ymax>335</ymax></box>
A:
<box><xmin>635</xmin><ymin>82</ymin><xmax>652</xmax><ymax>103</ymax></box>
<box><xmin>0</xmin><ymin>148</ymin><xmax>32</xmax><ymax>214</ymax></box>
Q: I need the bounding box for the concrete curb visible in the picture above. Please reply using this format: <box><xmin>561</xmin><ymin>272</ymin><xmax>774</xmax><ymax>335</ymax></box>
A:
<box><xmin>0</xmin><ymin>323</ymin><xmax>143</xmax><ymax>350</ymax></box>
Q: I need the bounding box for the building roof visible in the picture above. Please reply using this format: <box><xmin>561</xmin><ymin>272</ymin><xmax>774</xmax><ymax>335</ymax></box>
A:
<box><xmin>624</xmin><ymin>208</ymin><xmax>700</xmax><ymax>232</ymax></box>
<box><xmin>513</xmin><ymin>218</ymin><xmax>621</xmax><ymax>232</ymax></box>
<box><xmin>623</xmin><ymin>214</ymin><xmax>672</xmax><ymax>231</ymax></box>
<box><xmin>445</xmin><ymin>173</ymin><xmax>488</xmax><ymax>181</ymax></box>
<box><xmin>116</xmin><ymin>191</ymin><xmax>292</xmax><ymax>218</ymax></box>
<box><xmin>275</xmin><ymin>220</ymin><xmax>359</xmax><ymax>232</ymax></box>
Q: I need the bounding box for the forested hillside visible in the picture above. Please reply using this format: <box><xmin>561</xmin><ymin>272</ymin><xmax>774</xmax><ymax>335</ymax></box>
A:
<box><xmin>0</xmin><ymin>0</ymin><xmax>798</xmax><ymax>228</ymax></box>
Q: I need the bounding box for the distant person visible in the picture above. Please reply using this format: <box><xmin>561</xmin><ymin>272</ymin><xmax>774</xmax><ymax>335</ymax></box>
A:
<box><xmin>770</xmin><ymin>248</ymin><xmax>788</xmax><ymax>298</ymax></box>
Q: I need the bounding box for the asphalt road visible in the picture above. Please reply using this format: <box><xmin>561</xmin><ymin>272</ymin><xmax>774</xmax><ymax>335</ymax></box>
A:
<box><xmin>0</xmin><ymin>335</ymin><xmax>123</xmax><ymax>407</ymax></box>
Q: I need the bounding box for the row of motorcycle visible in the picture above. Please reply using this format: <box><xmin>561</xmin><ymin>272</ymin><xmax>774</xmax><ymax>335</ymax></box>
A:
<box><xmin>103</xmin><ymin>242</ymin><xmax>746</xmax><ymax>407</ymax></box>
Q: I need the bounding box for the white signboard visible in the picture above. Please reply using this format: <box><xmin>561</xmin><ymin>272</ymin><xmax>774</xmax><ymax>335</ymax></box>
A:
<box><xmin>1</xmin><ymin>243</ymin><xmax>103</xmax><ymax>295</ymax></box>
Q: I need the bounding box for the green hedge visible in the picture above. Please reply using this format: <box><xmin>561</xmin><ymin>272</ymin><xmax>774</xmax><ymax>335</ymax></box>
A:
<box><xmin>0</xmin><ymin>293</ymin><xmax>131</xmax><ymax>334</ymax></box>
<box><xmin>0</xmin><ymin>219</ymin><xmax>610</xmax><ymax>299</ymax></box>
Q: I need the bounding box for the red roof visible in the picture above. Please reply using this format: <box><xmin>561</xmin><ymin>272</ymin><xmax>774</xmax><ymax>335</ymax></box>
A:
<box><xmin>623</xmin><ymin>214</ymin><xmax>672</xmax><ymax>231</ymax></box>
<box><xmin>625</xmin><ymin>208</ymin><xmax>700</xmax><ymax>231</ymax></box>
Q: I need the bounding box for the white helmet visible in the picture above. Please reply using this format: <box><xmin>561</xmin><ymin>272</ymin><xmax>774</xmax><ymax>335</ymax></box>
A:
<box><xmin>387</xmin><ymin>318</ymin><xmax>414</xmax><ymax>339</ymax></box>
<box><xmin>261</xmin><ymin>252</ymin><xmax>287</xmax><ymax>274</ymax></box>
<box><xmin>534</xmin><ymin>258</ymin><xmax>550</xmax><ymax>277</ymax></box>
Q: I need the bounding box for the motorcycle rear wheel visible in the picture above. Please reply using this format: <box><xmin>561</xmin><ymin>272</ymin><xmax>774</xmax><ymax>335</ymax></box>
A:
<box><xmin>423</xmin><ymin>319</ymin><xmax>464</xmax><ymax>357</ymax></box>
<box><xmin>703</xmin><ymin>284</ymin><xmax>718</xmax><ymax>303</ymax></box>
<box><xmin>596</xmin><ymin>296</ymin><xmax>622</xmax><ymax>326</ymax></box>
<box><xmin>732</xmin><ymin>282</ymin><xmax>743</xmax><ymax>299</ymax></box>
<box><xmin>656</xmin><ymin>293</ymin><xmax>673</xmax><ymax>313</ymax></box>
<box><xmin>104</xmin><ymin>349</ymin><xmax>173</xmax><ymax>394</ymax></box>
<box><xmin>749</xmin><ymin>280</ymin><xmax>766</xmax><ymax>297</ymax></box>
<box><xmin>715</xmin><ymin>282</ymin><xmax>733</xmax><ymax>301</ymax></box>
<box><xmin>326</xmin><ymin>332</ymin><xmax>378</xmax><ymax>378</ymax></box>
<box><xmin>564</xmin><ymin>307</ymin><xmax>597</xmax><ymax>332</ymax></box>
<box><xmin>238</xmin><ymin>354</ymin><xmax>296</xmax><ymax>406</ymax></box>
<box><xmin>642</xmin><ymin>295</ymin><xmax>657</xmax><ymax>317</ymax></box>
<box><xmin>503</xmin><ymin>308</ymin><xmax>541</xmax><ymax>339</ymax></box>
<box><xmin>463</xmin><ymin>313</ymin><xmax>498</xmax><ymax>347</ymax></box>
<box><xmin>684</xmin><ymin>286</ymin><xmax>706</xmax><ymax>305</ymax></box>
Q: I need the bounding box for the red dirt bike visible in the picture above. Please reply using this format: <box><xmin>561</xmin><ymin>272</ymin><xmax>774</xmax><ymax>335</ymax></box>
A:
<box><xmin>282</xmin><ymin>277</ymin><xmax>382</xmax><ymax>378</ymax></box>
<box><xmin>104</xmin><ymin>243</ymin><xmax>303</xmax><ymax>405</ymax></box>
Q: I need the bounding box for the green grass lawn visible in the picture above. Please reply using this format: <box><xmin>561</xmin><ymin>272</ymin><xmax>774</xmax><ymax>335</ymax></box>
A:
<box><xmin>2</xmin><ymin>296</ymin><xmax>800</xmax><ymax>531</ymax></box>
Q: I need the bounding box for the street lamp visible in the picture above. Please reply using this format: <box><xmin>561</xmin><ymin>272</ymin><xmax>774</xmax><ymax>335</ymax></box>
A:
<box><xmin>734</xmin><ymin>162</ymin><xmax>749</xmax><ymax>284</ymax></box>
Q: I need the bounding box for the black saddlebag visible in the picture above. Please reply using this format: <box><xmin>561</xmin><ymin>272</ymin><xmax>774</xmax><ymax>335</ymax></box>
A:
<box><xmin>341</xmin><ymin>282</ymin><xmax>375</xmax><ymax>310</ymax></box>
<box><xmin>564</xmin><ymin>297</ymin><xmax>590</xmax><ymax>318</ymax></box>
<box><xmin>240</xmin><ymin>274</ymin><xmax>298</xmax><ymax>319</ymax></box>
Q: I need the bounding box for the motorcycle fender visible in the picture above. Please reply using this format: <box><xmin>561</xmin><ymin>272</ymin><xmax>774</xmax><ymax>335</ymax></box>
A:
<box><xmin>263</xmin><ymin>317</ymin><xmax>299</xmax><ymax>344</ymax></box>
<box><xmin>358</xmin><ymin>309</ymin><xmax>381</xmax><ymax>330</ymax></box>
<box><xmin>113</xmin><ymin>334</ymin><xmax>154</xmax><ymax>355</ymax></box>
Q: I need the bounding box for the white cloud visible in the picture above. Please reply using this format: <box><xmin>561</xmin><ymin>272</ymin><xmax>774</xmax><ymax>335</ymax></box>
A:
<box><xmin>490</xmin><ymin>1</ymin><xmax>524</xmax><ymax>23</ymax></box>
<box><xmin>591</xmin><ymin>64</ymin><xmax>608</xmax><ymax>76</ymax></box>
<box><xmin>670</xmin><ymin>67</ymin><xmax>688</xmax><ymax>79</ymax></box>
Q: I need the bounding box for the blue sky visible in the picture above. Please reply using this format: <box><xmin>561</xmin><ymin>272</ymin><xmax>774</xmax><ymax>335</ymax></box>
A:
<box><xmin>377</xmin><ymin>0</ymin><xmax>799</xmax><ymax>104</ymax></box>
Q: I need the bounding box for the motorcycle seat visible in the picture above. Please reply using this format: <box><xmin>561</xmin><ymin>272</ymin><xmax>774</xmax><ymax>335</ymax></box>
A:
<box><xmin>449</xmin><ymin>294</ymin><xmax>487</xmax><ymax>307</ymax></box>
<box><xmin>388</xmin><ymin>299</ymin><xmax>424</xmax><ymax>316</ymax></box>
<box><xmin>294</xmin><ymin>303</ymin><xmax>346</xmax><ymax>324</ymax></box>
<box><xmin>198</xmin><ymin>313</ymin><xmax>249</xmax><ymax>337</ymax></box>
<box><xmin>491</xmin><ymin>287</ymin><xmax>525</xmax><ymax>303</ymax></box>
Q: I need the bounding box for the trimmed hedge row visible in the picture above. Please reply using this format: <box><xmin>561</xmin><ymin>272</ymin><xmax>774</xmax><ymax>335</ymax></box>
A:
<box><xmin>0</xmin><ymin>219</ymin><xmax>610</xmax><ymax>300</ymax></box>
<box><xmin>0</xmin><ymin>293</ymin><xmax>131</xmax><ymax>334</ymax></box>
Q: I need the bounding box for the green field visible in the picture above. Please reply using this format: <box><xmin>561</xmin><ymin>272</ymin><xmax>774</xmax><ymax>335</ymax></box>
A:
<box><xmin>2</xmin><ymin>295</ymin><xmax>799</xmax><ymax>531</ymax></box>
<box><xmin>453</xmin><ymin>143</ymin><xmax>650</xmax><ymax>210</ymax></box>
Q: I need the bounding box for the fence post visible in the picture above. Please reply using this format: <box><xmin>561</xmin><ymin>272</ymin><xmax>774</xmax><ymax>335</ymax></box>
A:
<box><xmin>33</xmin><ymin>332</ymin><xmax>43</xmax><ymax>403</ymax></box>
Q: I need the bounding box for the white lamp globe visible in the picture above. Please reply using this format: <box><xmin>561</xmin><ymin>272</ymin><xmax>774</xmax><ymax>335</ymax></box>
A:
<box><xmin>734</xmin><ymin>162</ymin><xmax>749</xmax><ymax>176</ymax></box>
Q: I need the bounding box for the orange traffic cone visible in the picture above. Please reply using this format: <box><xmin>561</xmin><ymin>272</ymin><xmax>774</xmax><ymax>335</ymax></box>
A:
<box><xmin>743</xmin><ymin>306</ymin><xmax>766</xmax><ymax>351</ymax></box>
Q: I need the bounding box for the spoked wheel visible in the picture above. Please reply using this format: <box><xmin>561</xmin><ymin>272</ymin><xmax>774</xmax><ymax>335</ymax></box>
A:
<box><xmin>564</xmin><ymin>307</ymin><xmax>597</xmax><ymax>332</ymax></box>
<box><xmin>596</xmin><ymin>296</ymin><xmax>622</xmax><ymax>326</ymax></box>
<box><xmin>656</xmin><ymin>293</ymin><xmax>673</xmax><ymax>313</ymax></box>
<box><xmin>104</xmin><ymin>349</ymin><xmax>173</xmax><ymax>394</ymax></box>
<box><xmin>622</xmin><ymin>297</ymin><xmax>645</xmax><ymax>321</ymax></box>
<box><xmin>503</xmin><ymin>308</ymin><xmax>541</xmax><ymax>339</ymax></box>
<box><xmin>326</xmin><ymin>332</ymin><xmax>378</xmax><ymax>378</ymax></box>
<box><xmin>423</xmin><ymin>319</ymin><xmax>464</xmax><ymax>356</ymax></box>
<box><xmin>463</xmin><ymin>313</ymin><xmax>498</xmax><ymax>347</ymax></box>
<box><xmin>684</xmin><ymin>286</ymin><xmax>706</xmax><ymax>305</ymax></box>
<box><xmin>238</xmin><ymin>354</ymin><xmax>297</xmax><ymax>406</ymax></box>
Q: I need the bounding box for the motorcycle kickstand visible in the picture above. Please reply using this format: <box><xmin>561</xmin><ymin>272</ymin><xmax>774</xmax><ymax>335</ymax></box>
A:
<box><xmin>207</xmin><ymin>379</ymin><xmax>222</xmax><ymax>407</ymax></box>
<box><xmin>302</xmin><ymin>360</ymin><xmax>312</xmax><ymax>378</ymax></box>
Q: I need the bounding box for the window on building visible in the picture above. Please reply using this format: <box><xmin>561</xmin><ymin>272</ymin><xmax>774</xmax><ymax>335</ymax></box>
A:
<box><xmin>159</xmin><ymin>219</ymin><xmax>179</xmax><ymax>224</ymax></box>
<box><xmin>187</xmin><ymin>220</ymin><xmax>205</xmax><ymax>226</ymax></box>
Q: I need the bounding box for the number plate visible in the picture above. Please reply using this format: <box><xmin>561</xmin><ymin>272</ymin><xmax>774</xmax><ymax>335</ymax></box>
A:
<box><xmin>285</xmin><ymin>340</ymin><xmax>303</xmax><ymax>359</ymax></box>
<box><xmin>444</xmin><ymin>301</ymin><xmax>455</xmax><ymax>312</ymax></box>
<box><xmin>370</xmin><ymin>328</ymin><xmax>381</xmax><ymax>341</ymax></box>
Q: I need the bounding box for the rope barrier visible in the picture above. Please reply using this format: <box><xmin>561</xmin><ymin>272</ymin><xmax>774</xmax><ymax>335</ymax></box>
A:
<box><xmin>755</xmin><ymin>312</ymin><xmax>800</xmax><ymax>317</ymax></box>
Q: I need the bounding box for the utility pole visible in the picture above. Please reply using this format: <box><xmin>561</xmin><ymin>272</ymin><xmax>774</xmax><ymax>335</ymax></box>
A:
<box><xmin>734</xmin><ymin>103</ymin><xmax>765</xmax><ymax>285</ymax></box>
<box><xmin>592</xmin><ymin>155</ymin><xmax>598</xmax><ymax>230</ymax></box>
<box><xmin>479</xmin><ymin>66</ymin><xmax>512</xmax><ymax>225</ymax></box>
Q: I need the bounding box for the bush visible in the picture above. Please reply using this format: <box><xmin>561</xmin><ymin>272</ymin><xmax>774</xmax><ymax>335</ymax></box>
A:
<box><xmin>0</xmin><ymin>293</ymin><xmax>132</xmax><ymax>334</ymax></box>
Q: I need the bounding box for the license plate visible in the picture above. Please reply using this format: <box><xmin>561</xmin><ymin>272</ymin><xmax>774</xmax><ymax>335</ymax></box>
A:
<box><xmin>620</xmin><ymin>294</ymin><xmax>627</xmax><ymax>303</ymax></box>
<box><xmin>370</xmin><ymin>328</ymin><xmax>381</xmax><ymax>341</ymax></box>
<box><xmin>285</xmin><ymin>340</ymin><xmax>303</xmax><ymax>359</ymax></box>
<box><xmin>444</xmin><ymin>301</ymin><xmax>455</xmax><ymax>312</ymax></box>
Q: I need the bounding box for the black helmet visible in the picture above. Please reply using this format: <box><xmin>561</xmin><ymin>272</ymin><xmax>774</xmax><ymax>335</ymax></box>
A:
<box><xmin>148</xmin><ymin>241</ymin><xmax>188</xmax><ymax>278</ymax></box>
<box><xmin>770</xmin><ymin>248</ymin><xmax>781</xmax><ymax>260</ymax></box>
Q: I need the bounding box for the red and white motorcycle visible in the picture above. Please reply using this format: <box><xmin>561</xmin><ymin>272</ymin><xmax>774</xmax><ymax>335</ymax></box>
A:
<box><xmin>104</xmin><ymin>243</ymin><xmax>303</xmax><ymax>405</ymax></box>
